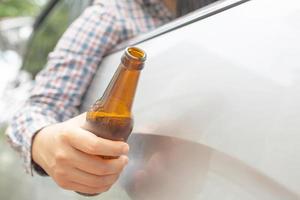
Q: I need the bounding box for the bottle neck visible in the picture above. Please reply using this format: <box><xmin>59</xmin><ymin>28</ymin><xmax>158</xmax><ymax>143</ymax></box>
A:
<box><xmin>89</xmin><ymin>47</ymin><xmax>146</xmax><ymax>118</ymax></box>
<box><xmin>98</xmin><ymin>63</ymin><xmax>142</xmax><ymax>116</ymax></box>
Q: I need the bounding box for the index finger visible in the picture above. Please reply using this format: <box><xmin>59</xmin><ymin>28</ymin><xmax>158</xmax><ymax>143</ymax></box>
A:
<box><xmin>66</xmin><ymin>127</ymin><xmax>129</xmax><ymax>157</ymax></box>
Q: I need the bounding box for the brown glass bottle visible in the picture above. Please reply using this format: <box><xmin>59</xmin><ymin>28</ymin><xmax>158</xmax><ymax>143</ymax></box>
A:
<box><xmin>85</xmin><ymin>46</ymin><xmax>146</xmax><ymax>141</ymax></box>
<box><xmin>78</xmin><ymin>47</ymin><xmax>146</xmax><ymax>196</ymax></box>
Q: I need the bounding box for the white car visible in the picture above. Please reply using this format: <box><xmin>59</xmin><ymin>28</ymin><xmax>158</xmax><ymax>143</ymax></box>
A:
<box><xmin>82</xmin><ymin>0</ymin><xmax>300</xmax><ymax>199</ymax></box>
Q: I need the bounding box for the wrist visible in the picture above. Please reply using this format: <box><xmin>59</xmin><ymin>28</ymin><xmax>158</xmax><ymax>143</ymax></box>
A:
<box><xmin>32</xmin><ymin>128</ymin><xmax>48</xmax><ymax>176</ymax></box>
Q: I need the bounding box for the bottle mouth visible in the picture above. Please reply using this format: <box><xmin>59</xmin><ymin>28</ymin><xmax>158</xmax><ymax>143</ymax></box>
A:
<box><xmin>126</xmin><ymin>47</ymin><xmax>147</xmax><ymax>62</ymax></box>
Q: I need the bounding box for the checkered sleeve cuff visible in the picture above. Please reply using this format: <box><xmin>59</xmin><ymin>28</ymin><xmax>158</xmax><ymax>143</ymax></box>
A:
<box><xmin>6</xmin><ymin>105</ymin><xmax>59</xmax><ymax>175</ymax></box>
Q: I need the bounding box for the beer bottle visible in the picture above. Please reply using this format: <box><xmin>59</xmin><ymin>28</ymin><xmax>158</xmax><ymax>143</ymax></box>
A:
<box><xmin>77</xmin><ymin>47</ymin><xmax>146</xmax><ymax>196</ymax></box>
<box><xmin>85</xmin><ymin>46</ymin><xmax>146</xmax><ymax>142</ymax></box>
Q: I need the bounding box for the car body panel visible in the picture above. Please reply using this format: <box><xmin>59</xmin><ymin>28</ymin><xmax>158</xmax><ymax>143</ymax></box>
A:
<box><xmin>82</xmin><ymin>0</ymin><xmax>300</xmax><ymax>199</ymax></box>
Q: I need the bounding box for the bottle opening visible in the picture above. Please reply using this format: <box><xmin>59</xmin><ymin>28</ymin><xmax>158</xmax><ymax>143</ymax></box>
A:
<box><xmin>126</xmin><ymin>47</ymin><xmax>146</xmax><ymax>62</ymax></box>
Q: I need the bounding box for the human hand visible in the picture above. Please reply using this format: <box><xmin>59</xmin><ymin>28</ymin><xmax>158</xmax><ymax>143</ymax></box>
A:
<box><xmin>32</xmin><ymin>113</ymin><xmax>129</xmax><ymax>194</ymax></box>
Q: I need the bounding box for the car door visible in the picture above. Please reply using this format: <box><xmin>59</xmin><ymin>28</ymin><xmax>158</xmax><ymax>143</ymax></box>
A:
<box><xmin>82</xmin><ymin>0</ymin><xmax>300</xmax><ymax>199</ymax></box>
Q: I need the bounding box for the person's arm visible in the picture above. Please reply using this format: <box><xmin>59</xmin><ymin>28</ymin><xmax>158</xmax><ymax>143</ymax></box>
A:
<box><xmin>6</xmin><ymin>3</ymin><xmax>127</xmax><ymax>194</ymax></box>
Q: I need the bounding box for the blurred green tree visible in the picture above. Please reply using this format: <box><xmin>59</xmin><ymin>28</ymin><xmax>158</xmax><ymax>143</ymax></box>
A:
<box><xmin>22</xmin><ymin>1</ymin><xmax>69</xmax><ymax>77</ymax></box>
<box><xmin>0</xmin><ymin>0</ymin><xmax>41</xmax><ymax>18</ymax></box>
<box><xmin>22</xmin><ymin>1</ymin><xmax>87</xmax><ymax>77</ymax></box>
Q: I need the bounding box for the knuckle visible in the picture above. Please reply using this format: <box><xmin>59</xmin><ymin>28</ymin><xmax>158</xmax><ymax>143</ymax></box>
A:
<box><xmin>59</xmin><ymin>128</ymin><xmax>70</xmax><ymax>142</ymax></box>
<box><xmin>55</xmin><ymin>151</ymin><xmax>68</xmax><ymax>163</ymax></box>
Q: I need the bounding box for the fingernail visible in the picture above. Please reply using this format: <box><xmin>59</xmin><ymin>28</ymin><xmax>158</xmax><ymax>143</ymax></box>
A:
<box><xmin>123</xmin><ymin>156</ymin><xmax>129</xmax><ymax>165</ymax></box>
<box><xmin>123</xmin><ymin>144</ymin><xmax>129</xmax><ymax>154</ymax></box>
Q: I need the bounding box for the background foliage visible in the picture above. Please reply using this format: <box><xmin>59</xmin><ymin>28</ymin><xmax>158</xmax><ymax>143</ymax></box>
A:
<box><xmin>0</xmin><ymin>0</ymin><xmax>43</xmax><ymax>18</ymax></box>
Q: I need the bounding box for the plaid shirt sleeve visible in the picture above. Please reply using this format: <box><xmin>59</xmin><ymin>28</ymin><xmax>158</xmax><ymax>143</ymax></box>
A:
<box><xmin>6</xmin><ymin>4</ymin><xmax>122</xmax><ymax>174</ymax></box>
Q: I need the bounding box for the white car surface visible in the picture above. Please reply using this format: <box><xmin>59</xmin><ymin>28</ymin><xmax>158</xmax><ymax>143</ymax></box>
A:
<box><xmin>82</xmin><ymin>0</ymin><xmax>300</xmax><ymax>199</ymax></box>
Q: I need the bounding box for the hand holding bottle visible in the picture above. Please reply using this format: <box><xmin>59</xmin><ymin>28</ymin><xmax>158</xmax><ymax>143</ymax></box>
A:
<box><xmin>32</xmin><ymin>113</ymin><xmax>129</xmax><ymax>195</ymax></box>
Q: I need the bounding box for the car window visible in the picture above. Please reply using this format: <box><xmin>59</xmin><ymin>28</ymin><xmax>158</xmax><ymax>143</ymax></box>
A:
<box><xmin>176</xmin><ymin>0</ymin><xmax>220</xmax><ymax>16</ymax></box>
<box><xmin>22</xmin><ymin>0</ymin><xmax>90</xmax><ymax>78</ymax></box>
<box><xmin>22</xmin><ymin>0</ymin><xmax>221</xmax><ymax>78</ymax></box>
